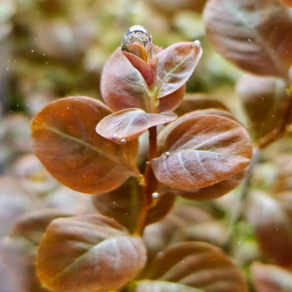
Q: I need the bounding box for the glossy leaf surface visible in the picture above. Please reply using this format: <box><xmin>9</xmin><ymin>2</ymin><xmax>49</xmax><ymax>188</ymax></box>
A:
<box><xmin>1</xmin><ymin>209</ymin><xmax>73</xmax><ymax>292</ymax></box>
<box><xmin>155</xmin><ymin>42</ymin><xmax>203</xmax><ymax>98</ymax></box>
<box><xmin>37</xmin><ymin>214</ymin><xmax>147</xmax><ymax>292</ymax></box>
<box><xmin>157</xmin><ymin>109</ymin><xmax>237</xmax><ymax>154</ymax></box>
<box><xmin>246</xmin><ymin>191</ymin><xmax>292</xmax><ymax>266</ymax></box>
<box><xmin>92</xmin><ymin>178</ymin><xmax>176</xmax><ymax>233</ymax></box>
<box><xmin>203</xmin><ymin>0</ymin><xmax>292</xmax><ymax>76</ymax></box>
<box><xmin>236</xmin><ymin>75</ymin><xmax>288</xmax><ymax>139</ymax></box>
<box><xmin>32</xmin><ymin>96</ymin><xmax>139</xmax><ymax>194</ymax></box>
<box><xmin>153</xmin><ymin>115</ymin><xmax>252</xmax><ymax>190</ymax></box>
<box><xmin>139</xmin><ymin>242</ymin><xmax>248</xmax><ymax>292</ymax></box>
<box><xmin>251</xmin><ymin>262</ymin><xmax>292</xmax><ymax>292</ymax></box>
<box><xmin>166</xmin><ymin>169</ymin><xmax>247</xmax><ymax>200</ymax></box>
<box><xmin>96</xmin><ymin>108</ymin><xmax>177</xmax><ymax>144</ymax></box>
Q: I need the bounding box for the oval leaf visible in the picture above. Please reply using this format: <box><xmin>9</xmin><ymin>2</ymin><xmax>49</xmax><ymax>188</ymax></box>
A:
<box><xmin>236</xmin><ymin>75</ymin><xmax>288</xmax><ymax>139</ymax></box>
<box><xmin>157</xmin><ymin>109</ymin><xmax>238</xmax><ymax>154</ymax></box>
<box><xmin>155</xmin><ymin>41</ymin><xmax>203</xmax><ymax>98</ymax></box>
<box><xmin>139</xmin><ymin>242</ymin><xmax>248</xmax><ymax>292</ymax></box>
<box><xmin>36</xmin><ymin>214</ymin><xmax>147</xmax><ymax>292</ymax></box>
<box><xmin>246</xmin><ymin>191</ymin><xmax>292</xmax><ymax>266</ymax></box>
<box><xmin>92</xmin><ymin>178</ymin><xmax>176</xmax><ymax>233</ymax></box>
<box><xmin>31</xmin><ymin>96</ymin><xmax>140</xmax><ymax>194</ymax></box>
<box><xmin>203</xmin><ymin>0</ymin><xmax>292</xmax><ymax>76</ymax></box>
<box><xmin>96</xmin><ymin>108</ymin><xmax>177</xmax><ymax>144</ymax></box>
<box><xmin>251</xmin><ymin>262</ymin><xmax>292</xmax><ymax>292</ymax></box>
<box><xmin>163</xmin><ymin>169</ymin><xmax>247</xmax><ymax>200</ymax></box>
<box><xmin>152</xmin><ymin>115</ymin><xmax>252</xmax><ymax>190</ymax></box>
<box><xmin>0</xmin><ymin>209</ymin><xmax>73</xmax><ymax>292</ymax></box>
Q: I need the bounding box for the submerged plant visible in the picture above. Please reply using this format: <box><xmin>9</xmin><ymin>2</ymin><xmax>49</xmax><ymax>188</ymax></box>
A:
<box><xmin>5</xmin><ymin>25</ymin><xmax>251</xmax><ymax>292</ymax></box>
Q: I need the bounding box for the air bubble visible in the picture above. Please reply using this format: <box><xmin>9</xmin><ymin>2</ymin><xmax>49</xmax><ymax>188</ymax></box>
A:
<box><xmin>165</xmin><ymin>152</ymin><xmax>170</xmax><ymax>158</ymax></box>
<box><xmin>112</xmin><ymin>133</ymin><xmax>119</xmax><ymax>140</ymax></box>
<box><xmin>121</xmin><ymin>25</ymin><xmax>152</xmax><ymax>52</ymax></box>
<box><xmin>192</xmin><ymin>40</ymin><xmax>201</xmax><ymax>47</ymax></box>
<box><xmin>31</xmin><ymin>50</ymin><xmax>34</xmax><ymax>53</ymax></box>
<box><xmin>165</xmin><ymin>118</ymin><xmax>170</xmax><ymax>124</ymax></box>
<box><xmin>152</xmin><ymin>192</ymin><xmax>159</xmax><ymax>198</ymax></box>
<box><xmin>121</xmin><ymin>139</ymin><xmax>126</xmax><ymax>144</ymax></box>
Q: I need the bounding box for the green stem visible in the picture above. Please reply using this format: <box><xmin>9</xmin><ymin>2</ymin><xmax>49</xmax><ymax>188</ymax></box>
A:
<box><xmin>134</xmin><ymin>126</ymin><xmax>157</xmax><ymax>236</ymax></box>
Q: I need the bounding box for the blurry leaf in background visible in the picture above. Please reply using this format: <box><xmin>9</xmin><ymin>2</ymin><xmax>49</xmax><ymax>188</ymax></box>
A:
<box><xmin>37</xmin><ymin>214</ymin><xmax>147</xmax><ymax>292</ymax></box>
<box><xmin>32</xmin><ymin>96</ymin><xmax>140</xmax><ymax>194</ymax></box>
<box><xmin>246</xmin><ymin>190</ymin><xmax>292</xmax><ymax>267</ymax></box>
<box><xmin>278</xmin><ymin>0</ymin><xmax>292</xmax><ymax>7</ymax></box>
<box><xmin>251</xmin><ymin>262</ymin><xmax>292</xmax><ymax>292</ymax></box>
<box><xmin>203</xmin><ymin>0</ymin><xmax>292</xmax><ymax>77</ymax></box>
<box><xmin>137</xmin><ymin>242</ymin><xmax>248</xmax><ymax>292</ymax></box>
<box><xmin>153</xmin><ymin>115</ymin><xmax>252</xmax><ymax>191</ymax></box>
<box><xmin>0</xmin><ymin>177</ymin><xmax>38</xmax><ymax>238</ymax></box>
<box><xmin>0</xmin><ymin>209</ymin><xmax>73</xmax><ymax>292</ymax></box>
<box><xmin>236</xmin><ymin>75</ymin><xmax>288</xmax><ymax>140</ymax></box>
<box><xmin>92</xmin><ymin>178</ymin><xmax>175</xmax><ymax>233</ymax></box>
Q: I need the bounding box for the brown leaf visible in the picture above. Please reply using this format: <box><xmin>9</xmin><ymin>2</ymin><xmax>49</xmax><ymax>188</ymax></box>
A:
<box><xmin>157</xmin><ymin>85</ymin><xmax>186</xmax><ymax>113</ymax></box>
<box><xmin>279</xmin><ymin>0</ymin><xmax>292</xmax><ymax>7</ymax></box>
<box><xmin>152</xmin><ymin>115</ymin><xmax>252</xmax><ymax>190</ymax></box>
<box><xmin>157</xmin><ymin>109</ymin><xmax>238</xmax><ymax>154</ymax></box>
<box><xmin>168</xmin><ymin>169</ymin><xmax>247</xmax><ymax>200</ymax></box>
<box><xmin>36</xmin><ymin>214</ymin><xmax>147</xmax><ymax>292</ymax></box>
<box><xmin>0</xmin><ymin>209</ymin><xmax>73</xmax><ymax>292</ymax></box>
<box><xmin>203</xmin><ymin>0</ymin><xmax>292</xmax><ymax>76</ymax></box>
<box><xmin>246</xmin><ymin>191</ymin><xmax>292</xmax><ymax>266</ymax></box>
<box><xmin>96</xmin><ymin>108</ymin><xmax>177</xmax><ymax>144</ymax></box>
<box><xmin>175</xmin><ymin>94</ymin><xmax>229</xmax><ymax>117</ymax></box>
<box><xmin>155</xmin><ymin>42</ymin><xmax>202</xmax><ymax>98</ymax></box>
<box><xmin>236</xmin><ymin>75</ymin><xmax>288</xmax><ymax>139</ymax></box>
<box><xmin>31</xmin><ymin>96</ymin><xmax>140</xmax><ymax>194</ymax></box>
<box><xmin>92</xmin><ymin>178</ymin><xmax>176</xmax><ymax>233</ymax></box>
<box><xmin>251</xmin><ymin>262</ymin><xmax>292</xmax><ymax>292</ymax></box>
<box><xmin>122</xmin><ymin>51</ymin><xmax>156</xmax><ymax>89</ymax></box>
<box><xmin>100</xmin><ymin>49</ymin><xmax>154</xmax><ymax>112</ymax></box>
<box><xmin>139</xmin><ymin>242</ymin><xmax>248</xmax><ymax>292</ymax></box>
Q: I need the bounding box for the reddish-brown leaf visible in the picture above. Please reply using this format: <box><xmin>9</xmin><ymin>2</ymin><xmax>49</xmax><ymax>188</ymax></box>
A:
<box><xmin>174</xmin><ymin>94</ymin><xmax>229</xmax><ymax>117</ymax></box>
<box><xmin>138</xmin><ymin>242</ymin><xmax>248</xmax><ymax>292</ymax></box>
<box><xmin>0</xmin><ymin>209</ymin><xmax>73</xmax><ymax>292</ymax></box>
<box><xmin>96</xmin><ymin>108</ymin><xmax>177</xmax><ymax>144</ymax></box>
<box><xmin>92</xmin><ymin>178</ymin><xmax>175</xmax><ymax>233</ymax></box>
<box><xmin>157</xmin><ymin>109</ymin><xmax>238</xmax><ymax>155</ymax></box>
<box><xmin>122</xmin><ymin>51</ymin><xmax>156</xmax><ymax>89</ymax></box>
<box><xmin>36</xmin><ymin>214</ymin><xmax>147</xmax><ymax>292</ymax></box>
<box><xmin>157</xmin><ymin>85</ymin><xmax>186</xmax><ymax>113</ymax></box>
<box><xmin>203</xmin><ymin>0</ymin><xmax>292</xmax><ymax>77</ymax></box>
<box><xmin>251</xmin><ymin>262</ymin><xmax>292</xmax><ymax>292</ymax></box>
<box><xmin>236</xmin><ymin>75</ymin><xmax>288</xmax><ymax>139</ymax></box>
<box><xmin>164</xmin><ymin>169</ymin><xmax>247</xmax><ymax>200</ymax></box>
<box><xmin>279</xmin><ymin>0</ymin><xmax>292</xmax><ymax>7</ymax></box>
<box><xmin>155</xmin><ymin>42</ymin><xmax>203</xmax><ymax>98</ymax></box>
<box><xmin>31</xmin><ymin>96</ymin><xmax>140</xmax><ymax>194</ymax></box>
<box><xmin>246</xmin><ymin>191</ymin><xmax>292</xmax><ymax>266</ymax></box>
<box><xmin>152</xmin><ymin>115</ymin><xmax>252</xmax><ymax>190</ymax></box>
<box><xmin>101</xmin><ymin>49</ymin><xmax>154</xmax><ymax>112</ymax></box>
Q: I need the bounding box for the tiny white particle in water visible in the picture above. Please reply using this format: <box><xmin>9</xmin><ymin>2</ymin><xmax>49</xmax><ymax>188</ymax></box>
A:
<box><xmin>6</xmin><ymin>68</ymin><xmax>9</xmax><ymax>70</ymax></box>
<box><xmin>182</xmin><ymin>261</ymin><xmax>184</xmax><ymax>263</ymax></box>
<box><xmin>43</xmin><ymin>54</ymin><xmax>46</xmax><ymax>56</ymax></box>
<box><xmin>113</xmin><ymin>202</ymin><xmax>116</xmax><ymax>204</ymax></box>
<box><xmin>165</xmin><ymin>118</ymin><xmax>170</xmax><ymax>124</ymax></box>
<box><xmin>67</xmin><ymin>107</ymin><xmax>69</xmax><ymax>109</ymax></box>
<box><xmin>121</xmin><ymin>139</ymin><xmax>126</xmax><ymax>144</ymax></box>
<box><xmin>165</xmin><ymin>152</ymin><xmax>170</xmax><ymax>158</ymax></box>
<box><xmin>31</xmin><ymin>50</ymin><xmax>34</xmax><ymax>53</ymax></box>
<box><xmin>152</xmin><ymin>192</ymin><xmax>159</xmax><ymax>198</ymax></box>
<box><xmin>237</xmin><ymin>242</ymin><xmax>241</xmax><ymax>244</ymax></box>
<box><xmin>112</xmin><ymin>133</ymin><xmax>119</xmax><ymax>139</ymax></box>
